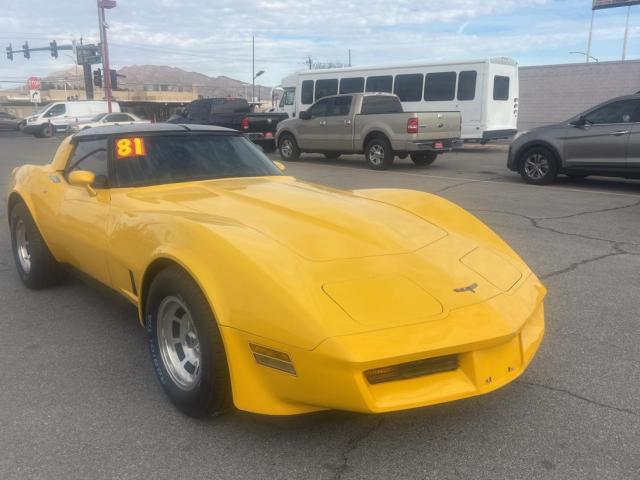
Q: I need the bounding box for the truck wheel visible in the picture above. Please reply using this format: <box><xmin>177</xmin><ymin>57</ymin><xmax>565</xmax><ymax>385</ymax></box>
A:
<box><xmin>410</xmin><ymin>152</ymin><xmax>438</xmax><ymax>166</ymax></box>
<box><xmin>519</xmin><ymin>146</ymin><xmax>558</xmax><ymax>185</ymax></box>
<box><xmin>40</xmin><ymin>124</ymin><xmax>54</xmax><ymax>138</ymax></box>
<box><xmin>278</xmin><ymin>134</ymin><xmax>300</xmax><ymax>161</ymax></box>
<box><xmin>365</xmin><ymin>137</ymin><xmax>394</xmax><ymax>170</ymax></box>
<box><xmin>146</xmin><ymin>266</ymin><xmax>232</xmax><ymax>418</ymax></box>
<box><xmin>324</xmin><ymin>153</ymin><xmax>341</xmax><ymax>159</ymax></box>
<box><xmin>10</xmin><ymin>202</ymin><xmax>62</xmax><ymax>289</ymax></box>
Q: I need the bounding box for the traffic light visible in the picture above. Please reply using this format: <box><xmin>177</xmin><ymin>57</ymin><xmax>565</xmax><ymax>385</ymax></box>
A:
<box><xmin>109</xmin><ymin>69</ymin><xmax>117</xmax><ymax>90</ymax></box>
<box><xmin>50</xmin><ymin>40</ymin><xmax>58</xmax><ymax>58</ymax></box>
<box><xmin>5</xmin><ymin>44</ymin><xmax>12</xmax><ymax>61</ymax></box>
<box><xmin>22</xmin><ymin>41</ymin><xmax>30</xmax><ymax>59</ymax></box>
<box><xmin>93</xmin><ymin>68</ymin><xmax>102</xmax><ymax>87</ymax></box>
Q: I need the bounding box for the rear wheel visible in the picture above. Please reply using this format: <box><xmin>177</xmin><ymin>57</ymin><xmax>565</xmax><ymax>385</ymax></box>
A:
<box><xmin>40</xmin><ymin>123</ymin><xmax>54</xmax><ymax>138</ymax></box>
<box><xmin>324</xmin><ymin>152</ymin><xmax>341</xmax><ymax>160</ymax></box>
<box><xmin>365</xmin><ymin>137</ymin><xmax>394</xmax><ymax>170</ymax></box>
<box><xmin>519</xmin><ymin>146</ymin><xmax>558</xmax><ymax>185</ymax></box>
<box><xmin>146</xmin><ymin>266</ymin><xmax>231</xmax><ymax>417</ymax></box>
<box><xmin>410</xmin><ymin>152</ymin><xmax>438</xmax><ymax>166</ymax></box>
<box><xmin>278</xmin><ymin>134</ymin><xmax>300</xmax><ymax>161</ymax></box>
<box><xmin>10</xmin><ymin>203</ymin><xmax>62</xmax><ymax>289</ymax></box>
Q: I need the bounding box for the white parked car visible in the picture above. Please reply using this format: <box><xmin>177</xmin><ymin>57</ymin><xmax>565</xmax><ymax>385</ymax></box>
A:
<box><xmin>71</xmin><ymin>112</ymin><xmax>149</xmax><ymax>132</ymax></box>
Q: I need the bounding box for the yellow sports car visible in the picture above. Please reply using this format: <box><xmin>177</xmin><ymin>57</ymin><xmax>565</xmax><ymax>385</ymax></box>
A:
<box><xmin>7</xmin><ymin>124</ymin><xmax>545</xmax><ymax>417</ymax></box>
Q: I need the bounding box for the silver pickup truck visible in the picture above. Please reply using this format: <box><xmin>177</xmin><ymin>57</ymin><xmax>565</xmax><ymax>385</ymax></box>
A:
<box><xmin>276</xmin><ymin>92</ymin><xmax>461</xmax><ymax>170</ymax></box>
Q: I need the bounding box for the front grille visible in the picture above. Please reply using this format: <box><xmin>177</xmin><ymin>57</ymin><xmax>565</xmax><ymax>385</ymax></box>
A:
<box><xmin>364</xmin><ymin>354</ymin><xmax>459</xmax><ymax>385</ymax></box>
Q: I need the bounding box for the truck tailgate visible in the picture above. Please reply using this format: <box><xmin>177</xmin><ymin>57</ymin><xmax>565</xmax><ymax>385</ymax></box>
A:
<box><xmin>414</xmin><ymin>111</ymin><xmax>461</xmax><ymax>140</ymax></box>
<box><xmin>243</xmin><ymin>113</ymin><xmax>289</xmax><ymax>134</ymax></box>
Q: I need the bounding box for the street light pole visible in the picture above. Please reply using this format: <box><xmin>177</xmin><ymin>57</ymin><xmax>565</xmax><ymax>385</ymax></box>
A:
<box><xmin>252</xmin><ymin>35</ymin><xmax>255</xmax><ymax>103</ymax></box>
<box><xmin>97</xmin><ymin>0</ymin><xmax>116</xmax><ymax>112</ymax></box>
<box><xmin>622</xmin><ymin>5</ymin><xmax>631</xmax><ymax>61</ymax></box>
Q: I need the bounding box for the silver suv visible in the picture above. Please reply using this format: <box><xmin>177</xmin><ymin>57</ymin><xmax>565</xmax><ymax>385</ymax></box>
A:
<box><xmin>508</xmin><ymin>94</ymin><xmax>640</xmax><ymax>184</ymax></box>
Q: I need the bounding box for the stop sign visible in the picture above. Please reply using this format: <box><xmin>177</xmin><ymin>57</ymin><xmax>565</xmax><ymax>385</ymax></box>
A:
<box><xmin>27</xmin><ymin>76</ymin><xmax>41</xmax><ymax>90</ymax></box>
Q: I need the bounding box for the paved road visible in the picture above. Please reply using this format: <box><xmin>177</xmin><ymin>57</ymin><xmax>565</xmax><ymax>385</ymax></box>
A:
<box><xmin>1</xmin><ymin>134</ymin><xmax>639</xmax><ymax>480</ymax></box>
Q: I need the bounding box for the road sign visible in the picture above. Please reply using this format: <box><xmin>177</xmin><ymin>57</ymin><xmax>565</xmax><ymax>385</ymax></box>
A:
<box><xmin>76</xmin><ymin>44</ymin><xmax>101</xmax><ymax>65</ymax></box>
<box><xmin>30</xmin><ymin>90</ymin><xmax>41</xmax><ymax>103</ymax></box>
<box><xmin>27</xmin><ymin>76</ymin><xmax>41</xmax><ymax>90</ymax></box>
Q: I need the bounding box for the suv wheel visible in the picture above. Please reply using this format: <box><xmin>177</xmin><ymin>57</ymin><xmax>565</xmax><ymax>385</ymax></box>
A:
<box><xmin>365</xmin><ymin>137</ymin><xmax>394</xmax><ymax>170</ymax></box>
<box><xmin>278</xmin><ymin>134</ymin><xmax>300</xmax><ymax>161</ymax></box>
<box><xmin>519</xmin><ymin>147</ymin><xmax>558</xmax><ymax>185</ymax></box>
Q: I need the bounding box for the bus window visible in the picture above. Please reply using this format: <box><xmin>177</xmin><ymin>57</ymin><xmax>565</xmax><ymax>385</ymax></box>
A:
<box><xmin>424</xmin><ymin>72</ymin><xmax>456</xmax><ymax>101</ymax></box>
<box><xmin>279</xmin><ymin>87</ymin><xmax>295</xmax><ymax>108</ymax></box>
<box><xmin>394</xmin><ymin>74</ymin><xmax>424</xmax><ymax>102</ymax></box>
<box><xmin>365</xmin><ymin>75</ymin><xmax>393</xmax><ymax>93</ymax></box>
<box><xmin>340</xmin><ymin>77</ymin><xmax>365</xmax><ymax>94</ymax></box>
<box><xmin>493</xmin><ymin>76</ymin><xmax>510</xmax><ymax>100</ymax></box>
<box><xmin>457</xmin><ymin>71</ymin><xmax>477</xmax><ymax>101</ymax></box>
<box><xmin>315</xmin><ymin>79</ymin><xmax>338</xmax><ymax>101</ymax></box>
<box><xmin>301</xmin><ymin>80</ymin><xmax>314</xmax><ymax>105</ymax></box>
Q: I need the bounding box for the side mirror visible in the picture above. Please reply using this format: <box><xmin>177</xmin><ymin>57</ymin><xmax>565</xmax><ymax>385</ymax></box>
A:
<box><xmin>299</xmin><ymin>110</ymin><xmax>311</xmax><ymax>120</ymax></box>
<box><xmin>68</xmin><ymin>170</ymin><xmax>97</xmax><ymax>196</ymax></box>
<box><xmin>273</xmin><ymin>160</ymin><xmax>286</xmax><ymax>172</ymax></box>
<box><xmin>571</xmin><ymin>116</ymin><xmax>587</xmax><ymax>127</ymax></box>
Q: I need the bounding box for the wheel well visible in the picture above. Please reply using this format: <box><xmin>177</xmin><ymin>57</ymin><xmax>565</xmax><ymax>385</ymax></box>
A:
<box><xmin>7</xmin><ymin>192</ymin><xmax>24</xmax><ymax>225</ymax></box>
<box><xmin>517</xmin><ymin>142</ymin><xmax>561</xmax><ymax>170</ymax></box>
<box><xmin>139</xmin><ymin>258</ymin><xmax>182</xmax><ymax>324</ymax></box>
<box><xmin>277</xmin><ymin>131</ymin><xmax>295</xmax><ymax>145</ymax></box>
<box><xmin>363</xmin><ymin>131</ymin><xmax>389</xmax><ymax>151</ymax></box>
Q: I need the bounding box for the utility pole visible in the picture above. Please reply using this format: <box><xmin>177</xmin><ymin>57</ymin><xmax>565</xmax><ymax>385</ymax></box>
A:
<box><xmin>586</xmin><ymin>9</ymin><xmax>595</xmax><ymax>63</ymax></box>
<box><xmin>252</xmin><ymin>35</ymin><xmax>255</xmax><ymax>103</ymax></box>
<box><xmin>97</xmin><ymin>0</ymin><xmax>116</xmax><ymax>112</ymax></box>
<box><xmin>622</xmin><ymin>5</ymin><xmax>631</xmax><ymax>61</ymax></box>
<box><xmin>348</xmin><ymin>49</ymin><xmax>351</xmax><ymax>67</ymax></box>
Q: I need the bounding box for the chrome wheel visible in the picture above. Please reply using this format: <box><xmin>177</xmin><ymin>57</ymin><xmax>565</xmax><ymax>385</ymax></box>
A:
<box><xmin>368</xmin><ymin>144</ymin><xmax>384</xmax><ymax>166</ymax></box>
<box><xmin>523</xmin><ymin>153</ymin><xmax>550</xmax><ymax>180</ymax></box>
<box><xmin>15</xmin><ymin>219</ymin><xmax>32</xmax><ymax>274</ymax></box>
<box><xmin>280</xmin><ymin>139</ymin><xmax>293</xmax><ymax>158</ymax></box>
<box><xmin>157</xmin><ymin>296</ymin><xmax>202</xmax><ymax>391</ymax></box>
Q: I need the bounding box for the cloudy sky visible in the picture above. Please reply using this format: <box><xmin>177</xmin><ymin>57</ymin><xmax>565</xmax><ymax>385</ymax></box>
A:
<box><xmin>0</xmin><ymin>0</ymin><xmax>638</xmax><ymax>88</ymax></box>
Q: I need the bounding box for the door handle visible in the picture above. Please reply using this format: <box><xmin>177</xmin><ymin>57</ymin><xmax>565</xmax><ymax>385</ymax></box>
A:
<box><xmin>319</xmin><ymin>120</ymin><xmax>326</xmax><ymax>126</ymax></box>
<box><xmin>344</xmin><ymin>120</ymin><xmax>352</xmax><ymax>125</ymax></box>
<box><xmin>611</xmin><ymin>130</ymin><xmax>630</xmax><ymax>136</ymax></box>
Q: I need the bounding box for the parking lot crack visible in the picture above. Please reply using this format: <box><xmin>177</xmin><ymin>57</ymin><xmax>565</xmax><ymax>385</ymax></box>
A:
<box><xmin>540</xmin><ymin>245</ymin><xmax>626</xmax><ymax>280</ymax></box>
<box><xmin>434</xmin><ymin>176</ymin><xmax>502</xmax><ymax>194</ymax></box>
<box><xmin>517</xmin><ymin>380</ymin><xmax>640</xmax><ymax>419</ymax></box>
<box><xmin>537</xmin><ymin>199</ymin><xmax>640</xmax><ymax>221</ymax></box>
<box><xmin>328</xmin><ymin>417</ymin><xmax>384</xmax><ymax>480</ymax></box>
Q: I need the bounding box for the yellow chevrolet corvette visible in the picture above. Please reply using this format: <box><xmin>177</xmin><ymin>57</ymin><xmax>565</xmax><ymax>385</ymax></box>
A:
<box><xmin>7</xmin><ymin>124</ymin><xmax>545</xmax><ymax>417</ymax></box>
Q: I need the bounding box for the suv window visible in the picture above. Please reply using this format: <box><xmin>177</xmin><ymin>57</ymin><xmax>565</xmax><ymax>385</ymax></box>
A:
<box><xmin>315</xmin><ymin>79</ymin><xmax>338</xmax><ymax>101</ymax></box>
<box><xmin>493</xmin><ymin>76</ymin><xmax>510</xmax><ymax>101</ymax></box>
<box><xmin>360</xmin><ymin>96</ymin><xmax>403</xmax><ymax>115</ymax></box>
<box><xmin>584</xmin><ymin>100</ymin><xmax>640</xmax><ymax>124</ymax></box>
<box><xmin>394</xmin><ymin>74</ymin><xmax>424</xmax><ymax>102</ymax></box>
<box><xmin>301</xmin><ymin>80</ymin><xmax>314</xmax><ymax>105</ymax></box>
<box><xmin>66</xmin><ymin>139</ymin><xmax>109</xmax><ymax>188</ymax></box>
<box><xmin>365</xmin><ymin>75</ymin><xmax>393</xmax><ymax>93</ymax></box>
<box><xmin>339</xmin><ymin>77</ymin><xmax>365</xmax><ymax>94</ymax></box>
<box><xmin>457</xmin><ymin>71</ymin><xmax>477</xmax><ymax>101</ymax></box>
<box><xmin>425</xmin><ymin>72</ymin><xmax>456</xmax><ymax>101</ymax></box>
<box><xmin>45</xmin><ymin>104</ymin><xmax>66</xmax><ymax>117</ymax></box>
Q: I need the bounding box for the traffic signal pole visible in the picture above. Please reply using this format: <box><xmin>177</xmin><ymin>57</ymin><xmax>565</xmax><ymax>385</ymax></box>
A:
<box><xmin>97</xmin><ymin>0</ymin><xmax>116</xmax><ymax>112</ymax></box>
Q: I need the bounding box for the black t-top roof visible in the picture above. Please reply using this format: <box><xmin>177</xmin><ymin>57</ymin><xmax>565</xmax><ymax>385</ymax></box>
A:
<box><xmin>72</xmin><ymin>122</ymin><xmax>238</xmax><ymax>141</ymax></box>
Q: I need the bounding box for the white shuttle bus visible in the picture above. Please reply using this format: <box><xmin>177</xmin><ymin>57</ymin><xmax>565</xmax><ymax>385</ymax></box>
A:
<box><xmin>276</xmin><ymin>58</ymin><xmax>519</xmax><ymax>142</ymax></box>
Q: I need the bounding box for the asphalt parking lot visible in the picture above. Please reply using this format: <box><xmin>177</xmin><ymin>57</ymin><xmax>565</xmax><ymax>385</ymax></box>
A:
<box><xmin>1</xmin><ymin>130</ymin><xmax>639</xmax><ymax>480</ymax></box>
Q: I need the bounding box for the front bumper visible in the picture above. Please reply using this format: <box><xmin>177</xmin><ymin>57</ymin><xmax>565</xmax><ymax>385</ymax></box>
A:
<box><xmin>221</xmin><ymin>273</ymin><xmax>545</xmax><ymax>415</ymax></box>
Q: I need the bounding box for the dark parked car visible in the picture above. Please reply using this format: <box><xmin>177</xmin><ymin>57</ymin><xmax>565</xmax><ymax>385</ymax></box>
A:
<box><xmin>508</xmin><ymin>94</ymin><xmax>640</xmax><ymax>184</ymax></box>
<box><xmin>167</xmin><ymin>98</ymin><xmax>287</xmax><ymax>152</ymax></box>
<box><xmin>0</xmin><ymin>112</ymin><xmax>23</xmax><ymax>130</ymax></box>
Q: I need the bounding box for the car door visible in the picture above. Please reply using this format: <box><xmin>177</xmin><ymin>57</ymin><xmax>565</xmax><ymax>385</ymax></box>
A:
<box><xmin>562</xmin><ymin>100</ymin><xmax>638</xmax><ymax>168</ymax></box>
<box><xmin>57</xmin><ymin>138</ymin><xmax>113</xmax><ymax>286</ymax></box>
<box><xmin>42</xmin><ymin>103</ymin><xmax>69</xmax><ymax>130</ymax></box>
<box><xmin>296</xmin><ymin>97</ymin><xmax>332</xmax><ymax>150</ymax></box>
<box><xmin>323</xmin><ymin>96</ymin><xmax>354</xmax><ymax>152</ymax></box>
<box><xmin>626</xmin><ymin>103</ymin><xmax>640</xmax><ymax>169</ymax></box>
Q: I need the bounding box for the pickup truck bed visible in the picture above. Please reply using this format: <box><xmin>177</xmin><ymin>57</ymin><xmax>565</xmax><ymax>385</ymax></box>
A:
<box><xmin>276</xmin><ymin>92</ymin><xmax>462</xmax><ymax>170</ymax></box>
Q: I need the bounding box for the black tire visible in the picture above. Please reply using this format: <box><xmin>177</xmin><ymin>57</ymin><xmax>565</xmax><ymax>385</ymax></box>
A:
<box><xmin>364</xmin><ymin>137</ymin><xmax>394</xmax><ymax>170</ymax></box>
<box><xmin>146</xmin><ymin>266</ymin><xmax>231</xmax><ymax>417</ymax></box>
<box><xmin>324</xmin><ymin>153</ymin><xmax>341</xmax><ymax>159</ymax></box>
<box><xmin>37</xmin><ymin>123</ymin><xmax>54</xmax><ymax>138</ymax></box>
<box><xmin>261</xmin><ymin>143</ymin><xmax>276</xmax><ymax>154</ymax></box>
<box><xmin>10</xmin><ymin>202</ymin><xmax>62</xmax><ymax>289</ymax></box>
<box><xmin>278</xmin><ymin>134</ymin><xmax>301</xmax><ymax>161</ymax></box>
<box><xmin>518</xmin><ymin>146</ymin><xmax>558</xmax><ymax>185</ymax></box>
<box><xmin>410</xmin><ymin>152</ymin><xmax>438</xmax><ymax>166</ymax></box>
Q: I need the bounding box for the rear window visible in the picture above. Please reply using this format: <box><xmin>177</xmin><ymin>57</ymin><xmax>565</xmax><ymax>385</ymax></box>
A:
<box><xmin>113</xmin><ymin>134</ymin><xmax>281</xmax><ymax>188</ymax></box>
<box><xmin>340</xmin><ymin>77</ymin><xmax>365</xmax><ymax>94</ymax></box>
<box><xmin>360</xmin><ymin>96</ymin><xmax>403</xmax><ymax>115</ymax></box>
<box><xmin>315</xmin><ymin>79</ymin><xmax>338</xmax><ymax>101</ymax></box>
<box><xmin>457</xmin><ymin>71</ymin><xmax>477</xmax><ymax>101</ymax></box>
<box><xmin>394</xmin><ymin>74</ymin><xmax>424</xmax><ymax>102</ymax></box>
<box><xmin>424</xmin><ymin>72</ymin><xmax>456</xmax><ymax>101</ymax></box>
<box><xmin>365</xmin><ymin>75</ymin><xmax>393</xmax><ymax>93</ymax></box>
<box><xmin>301</xmin><ymin>80</ymin><xmax>314</xmax><ymax>105</ymax></box>
<box><xmin>493</xmin><ymin>76</ymin><xmax>510</xmax><ymax>101</ymax></box>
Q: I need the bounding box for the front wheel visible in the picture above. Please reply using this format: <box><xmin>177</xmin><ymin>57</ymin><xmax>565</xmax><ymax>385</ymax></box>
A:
<box><xmin>410</xmin><ymin>152</ymin><xmax>438</xmax><ymax>166</ymax></box>
<box><xmin>365</xmin><ymin>137</ymin><xmax>394</xmax><ymax>170</ymax></box>
<box><xmin>278</xmin><ymin>134</ymin><xmax>301</xmax><ymax>161</ymax></box>
<box><xmin>518</xmin><ymin>147</ymin><xmax>558</xmax><ymax>185</ymax></box>
<box><xmin>146</xmin><ymin>266</ymin><xmax>231</xmax><ymax>417</ymax></box>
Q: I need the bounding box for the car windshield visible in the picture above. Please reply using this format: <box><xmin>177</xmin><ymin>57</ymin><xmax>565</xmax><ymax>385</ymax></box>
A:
<box><xmin>89</xmin><ymin>113</ymin><xmax>108</xmax><ymax>122</ymax></box>
<box><xmin>113</xmin><ymin>133</ymin><xmax>282</xmax><ymax>187</ymax></box>
<box><xmin>34</xmin><ymin>103</ymin><xmax>52</xmax><ymax>114</ymax></box>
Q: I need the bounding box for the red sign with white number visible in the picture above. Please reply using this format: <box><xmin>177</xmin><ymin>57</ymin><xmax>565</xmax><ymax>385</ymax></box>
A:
<box><xmin>27</xmin><ymin>76</ymin><xmax>41</xmax><ymax>90</ymax></box>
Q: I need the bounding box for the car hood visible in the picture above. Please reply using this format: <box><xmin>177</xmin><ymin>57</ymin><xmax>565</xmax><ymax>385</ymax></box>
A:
<box><xmin>127</xmin><ymin>176</ymin><xmax>448</xmax><ymax>262</ymax></box>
